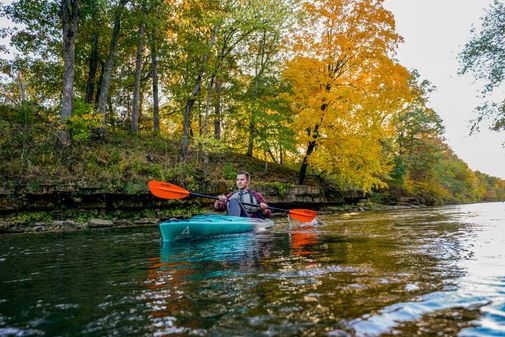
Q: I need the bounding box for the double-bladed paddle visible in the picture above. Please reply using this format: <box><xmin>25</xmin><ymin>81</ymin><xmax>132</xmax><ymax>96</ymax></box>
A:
<box><xmin>148</xmin><ymin>180</ymin><xmax>317</xmax><ymax>222</ymax></box>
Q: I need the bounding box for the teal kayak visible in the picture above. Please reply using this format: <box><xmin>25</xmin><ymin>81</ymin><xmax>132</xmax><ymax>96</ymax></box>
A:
<box><xmin>159</xmin><ymin>214</ymin><xmax>274</xmax><ymax>242</ymax></box>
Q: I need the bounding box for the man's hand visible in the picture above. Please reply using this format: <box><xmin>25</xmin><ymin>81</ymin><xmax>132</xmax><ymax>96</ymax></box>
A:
<box><xmin>214</xmin><ymin>195</ymin><xmax>227</xmax><ymax>210</ymax></box>
<box><xmin>259</xmin><ymin>202</ymin><xmax>268</xmax><ymax>211</ymax></box>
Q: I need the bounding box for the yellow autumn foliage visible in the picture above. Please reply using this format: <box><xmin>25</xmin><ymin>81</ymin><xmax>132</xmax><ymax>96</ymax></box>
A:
<box><xmin>283</xmin><ymin>0</ymin><xmax>413</xmax><ymax>190</ymax></box>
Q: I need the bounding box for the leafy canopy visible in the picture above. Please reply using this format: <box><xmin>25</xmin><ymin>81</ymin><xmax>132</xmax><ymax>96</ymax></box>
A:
<box><xmin>459</xmin><ymin>0</ymin><xmax>505</xmax><ymax>133</ymax></box>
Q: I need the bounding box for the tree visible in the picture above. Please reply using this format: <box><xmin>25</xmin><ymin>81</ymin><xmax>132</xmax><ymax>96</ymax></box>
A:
<box><xmin>283</xmin><ymin>0</ymin><xmax>411</xmax><ymax>188</ymax></box>
<box><xmin>191</xmin><ymin>0</ymin><xmax>295</xmax><ymax>169</ymax></box>
<box><xmin>180</xmin><ymin>22</ymin><xmax>220</xmax><ymax>160</ymax></box>
<box><xmin>61</xmin><ymin>0</ymin><xmax>80</xmax><ymax>145</ymax></box>
<box><xmin>0</xmin><ymin>1</ymin><xmax>62</xmax><ymax>102</ymax></box>
<box><xmin>96</xmin><ymin>0</ymin><xmax>129</xmax><ymax>132</ymax></box>
<box><xmin>148</xmin><ymin>6</ymin><xmax>161</xmax><ymax>135</ymax></box>
<box><xmin>174</xmin><ymin>0</ymin><xmax>298</xmax><ymax>160</ymax></box>
<box><xmin>143</xmin><ymin>0</ymin><xmax>176</xmax><ymax>135</ymax></box>
<box><xmin>459</xmin><ymin>0</ymin><xmax>505</xmax><ymax>133</ymax></box>
<box><xmin>131</xmin><ymin>1</ymin><xmax>146</xmax><ymax>135</ymax></box>
<box><xmin>0</xmin><ymin>59</ymin><xmax>30</xmax><ymax>107</ymax></box>
<box><xmin>82</xmin><ymin>0</ymin><xmax>101</xmax><ymax>104</ymax></box>
<box><xmin>393</xmin><ymin>73</ymin><xmax>445</xmax><ymax>185</ymax></box>
<box><xmin>243</xmin><ymin>1</ymin><xmax>295</xmax><ymax>157</ymax></box>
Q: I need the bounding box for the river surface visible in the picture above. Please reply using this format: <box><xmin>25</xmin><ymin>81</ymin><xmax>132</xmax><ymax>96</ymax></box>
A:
<box><xmin>1</xmin><ymin>202</ymin><xmax>504</xmax><ymax>336</ymax></box>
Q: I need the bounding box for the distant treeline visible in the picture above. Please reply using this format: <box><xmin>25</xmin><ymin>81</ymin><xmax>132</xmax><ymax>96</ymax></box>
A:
<box><xmin>1</xmin><ymin>0</ymin><xmax>504</xmax><ymax>204</ymax></box>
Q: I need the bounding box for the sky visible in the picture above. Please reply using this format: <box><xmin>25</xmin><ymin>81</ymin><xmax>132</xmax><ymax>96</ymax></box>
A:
<box><xmin>383</xmin><ymin>0</ymin><xmax>505</xmax><ymax>179</ymax></box>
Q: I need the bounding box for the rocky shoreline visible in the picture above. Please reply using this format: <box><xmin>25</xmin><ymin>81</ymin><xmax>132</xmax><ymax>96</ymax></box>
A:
<box><xmin>0</xmin><ymin>203</ymin><xmax>424</xmax><ymax>234</ymax></box>
<box><xmin>0</xmin><ymin>217</ymin><xmax>161</xmax><ymax>234</ymax></box>
<box><xmin>0</xmin><ymin>180</ymin><xmax>378</xmax><ymax>234</ymax></box>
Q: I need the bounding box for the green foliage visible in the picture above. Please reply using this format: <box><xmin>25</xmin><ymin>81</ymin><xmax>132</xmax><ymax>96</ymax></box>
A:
<box><xmin>165</xmin><ymin>162</ymin><xmax>199</xmax><ymax>190</ymax></box>
<box><xmin>28</xmin><ymin>181</ymin><xmax>41</xmax><ymax>192</ymax></box>
<box><xmin>0</xmin><ymin>118</ymin><xmax>10</xmax><ymax>149</ymax></box>
<box><xmin>222</xmin><ymin>162</ymin><xmax>237</xmax><ymax>180</ymax></box>
<box><xmin>68</xmin><ymin>99</ymin><xmax>101</xmax><ymax>142</ymax></box>
<box><xmin>269</xmin><ymin>181</ymin><xmax>293</xmax><ymax>198</ymax></box>
<box><xmin>389</xmin><ymin>156</ymin><xmax>406</xmax><ymax>186</ymax></box>
<box><xmin>124</xmin><ymin>180</ymin><xmax>146</xmax><ymax>195</ymax></box>
<box><xmin>459</xmin><ymin>0</ymin><xmax>505</xmax><ymax>133</ymax></box>
<box><xmin>250</xmin><ymin>80</ymin><xmax>297</xmax><ymax>161</ymax></box>
<box><xmin>1</xmin><ymin>205</ymin><xmax>208</xmax><ymax>226</ymax></box>
<box><xmin>380</xmin><ymin>72</ymin><xmax>505</xmax><ymax>205</ymax></box>
<box><xmin>6</xmin><ymin>211</ymin><xmax>54</xmax><ymax>224</ymax></box>
<box><xmin>0</xmin><ymin>102</ymin><xmax>59</xmax><ymax>176</ymax></box>
<box><xmin>369</xmin><ymin>191</ymin><xmax>387</xmax><ymax>204</ymax></box>
<box><xmin>195</xmin><ymin>135</ymin><xmax>228</xmax><ymax>154</ymax></box>
<box><xmin>15</xmin><ymin>100</ymin><xmax>36</xmax><ymax>125</ymax></box>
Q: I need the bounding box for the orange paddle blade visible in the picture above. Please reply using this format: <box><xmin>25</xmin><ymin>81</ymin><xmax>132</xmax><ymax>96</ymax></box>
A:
<box><xmin>148</xmin><ymin>181</ymin><xmax>190</xmax><ymax>199</ymax></box>
<box><xmin>288</xmin><ymin>209</ymin><xmax>317</xmax><ymax>223</ymax></box>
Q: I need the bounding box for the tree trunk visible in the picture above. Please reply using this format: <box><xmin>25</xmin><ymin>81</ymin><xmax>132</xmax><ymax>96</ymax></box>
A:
<box><xmin>17</xmin><ymin>71</ymin><xmax>26</xmax><ymax>103</ymax></box>
<box><xmin>297</xmin><ymin>123</ymin><xmax>320</xmax><ymax>185</ymax></box>
<box><xmin>60</xmin><ymin>0</ymin><xmax>80</xmax><ymax>146</ymax></box>
<box><xmin>85</xmin><ymin>0</ymin><xmax>99</xmax><ymax>104</ymax></box>
<box><xmin>131</xmin><ymin>19</ymin><xmax>145</xmax><ymax>135</ymax></box>
<box><xmin>247</xmin><ymin>73</ymin><xmax>260</xmax><ymax>157</ymax></box>
<box><xmin>107</xmin><ymin>96</ymin><xmax>113</xmax><ymax>122</ymax></box>
<box><xmin>95</xmin><ymin>59</ymin><xmax>105</xmax><ymax>106</ymax></box>
<box><xmin>139</xmin><ymin>87</ymin><xmax>144</xmax><ymax>122</ymax></box>
<box><xmin>267</xmin><ymin>146</ymin><xmax>278</xmax><ymax>164</ymax></box>
<box><xmin>213</xmin><ymin>79</ymin><xmax>222</xmax><ymax>140</ymax></box>
<box><xmin>151</xmin><ymin>39</ymin><xmax>160</xmax><ymax>136</ymax></box>
<box><xmin>96</xmin><ymin>0</ymin><xmax>128</xmax><ymax>132</ymax></box>
<box><xmin>298</xmin><ymin>141</ymin><xmax>316</xmax><ymax>185</ymax></box>
<box><xmin>85</xmin><ymin>31</ymin><xmax>99</xmax><ymax>104</ymax></box>
<box><xmin>180</xmin><ymin>23</ymin><xmax>220</xmax><ymax>160</ymax></box>
<box><xmin>203</xmin><ymin>75</ymin><xmax>215</xmax><ymax>176</ymax></box>
<box><xmin>297</xmin><ymin>82</ymin><xmax>330</xmax><ymax>184</ymax></box>
<box><xmin>204</xmin><ymin>74</ymin><xmax>215</xmax><ymax>136</ymax></box>
<box><xmin>246</xmin><ymin>111</ymin><xmax>255</xmax><ymax>156</ymax></box>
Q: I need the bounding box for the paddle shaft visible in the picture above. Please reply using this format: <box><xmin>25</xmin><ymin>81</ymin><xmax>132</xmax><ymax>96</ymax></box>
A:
<box><xmin>148</xmin><ymin>180</ymin><xmax>316</xmax><ymax>221</ymax></box>
<box><xmin>190</xmin><ymin>192</ymin><xmax>290</xmax><ymax>213</ymax></box>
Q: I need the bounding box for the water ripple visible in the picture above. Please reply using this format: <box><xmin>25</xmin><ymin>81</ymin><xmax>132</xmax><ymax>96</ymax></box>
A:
<box><xmin>1</xmin><ymin>203</ymin><xmax>504</xmax><ymax>336</ymax></box>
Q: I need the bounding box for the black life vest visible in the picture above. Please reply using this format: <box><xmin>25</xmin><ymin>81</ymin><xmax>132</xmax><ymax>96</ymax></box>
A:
<box><xmin>229</xmin><ymin>190</ymin><xmax>259</xmax><ymax>214</ymax></box>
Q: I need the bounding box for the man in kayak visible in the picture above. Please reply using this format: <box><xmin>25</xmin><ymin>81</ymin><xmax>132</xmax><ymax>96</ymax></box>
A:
<box><xmin>214</xmin><ymin>171</ymin><xmax>272</xmax><ymax>218</ymax></box>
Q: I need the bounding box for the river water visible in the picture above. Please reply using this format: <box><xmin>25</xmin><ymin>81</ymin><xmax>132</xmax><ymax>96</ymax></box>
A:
<box><xmin>1</xmin><ymin>202</ymin><xmax>504</xmax><ymax>336</ymax></box>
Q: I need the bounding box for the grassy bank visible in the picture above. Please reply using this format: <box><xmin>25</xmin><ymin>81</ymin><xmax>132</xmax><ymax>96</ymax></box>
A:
<box><xmin>2</xmin><ymin>106</ymin><xmax>505</xmax><ymax>223</ymax></box>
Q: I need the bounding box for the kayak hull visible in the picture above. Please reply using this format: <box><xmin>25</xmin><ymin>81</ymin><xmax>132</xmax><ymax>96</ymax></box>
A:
<box><xmin>159</xmin><ymin>214</ymin><xmax>274</xmax><ymax>242</ymax></box>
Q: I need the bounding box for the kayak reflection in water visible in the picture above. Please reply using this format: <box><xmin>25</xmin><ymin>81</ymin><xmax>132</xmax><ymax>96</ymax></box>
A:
<box><xmin>214</xmin><ymin>171</ymin><xmax>272</xmax><ymax>219</ymax></box>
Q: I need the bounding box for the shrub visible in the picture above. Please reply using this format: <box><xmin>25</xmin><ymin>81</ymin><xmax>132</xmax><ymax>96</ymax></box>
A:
<box><xmin>68</xmin><ymin>99</ymin><xmax>101</xmax><ymax>142</ymax></box>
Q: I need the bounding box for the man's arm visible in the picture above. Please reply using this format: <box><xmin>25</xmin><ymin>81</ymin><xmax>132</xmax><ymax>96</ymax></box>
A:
<box><xmin>252</xmin><ymin>192</ymin><xmax>272</xmax><ymax>218</ymax></box>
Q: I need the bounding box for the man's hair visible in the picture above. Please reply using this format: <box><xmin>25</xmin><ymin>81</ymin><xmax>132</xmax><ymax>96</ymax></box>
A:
<box><xmin>236</xmin><ymin>171</ymin><xmax>250</xmax><ymax>180</ymax></box>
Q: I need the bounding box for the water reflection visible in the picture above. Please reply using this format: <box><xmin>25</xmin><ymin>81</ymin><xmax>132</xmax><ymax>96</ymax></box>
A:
<box><xmin>141</xmin><ymin>209</ymin><xmax>463</xmax><ymax>336</ymax></box>
<box><xmin>1</xmin><ymin>203</ymin><xmax>505</xmax><ymax>336</ymax></box>
<box><xmin>143</xmin><ymin>233</ymin><xmax>281</xmax><ymax>335</ymax></box>
<box><xmin>290</xmin><ymin>224</ymin><xmax>320</xmax><ymax>255</ymax></box>
<box><xmin>348</xmin><ymin>203</ymin><xmax>505</xmax><ymax>337</ymax></box>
